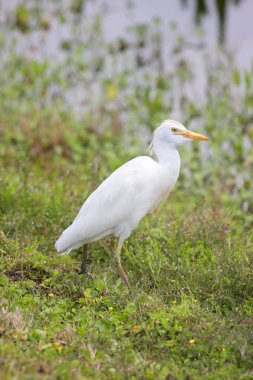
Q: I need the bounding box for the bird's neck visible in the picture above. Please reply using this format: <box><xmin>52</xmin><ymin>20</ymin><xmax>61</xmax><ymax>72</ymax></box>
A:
<box><xmin>152</xmin><ymin>139</ymin><xmax>180</xmax><ymax>165</ymax></box>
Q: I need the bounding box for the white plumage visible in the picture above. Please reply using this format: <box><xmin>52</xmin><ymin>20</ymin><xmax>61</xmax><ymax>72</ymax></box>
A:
<box><xmin>55</xmin><ymin>119</ymin><xmax>208</xmax><ymax>288</ymax></box>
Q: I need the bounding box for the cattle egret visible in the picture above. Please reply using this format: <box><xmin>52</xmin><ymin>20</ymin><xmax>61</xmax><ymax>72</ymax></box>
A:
<box><xmin>55</xmin><ymin>119</ymin><xmax>208</xmax><ymax>288</ymax></box>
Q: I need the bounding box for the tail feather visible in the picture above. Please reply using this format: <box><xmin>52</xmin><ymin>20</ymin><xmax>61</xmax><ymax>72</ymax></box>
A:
<box><xmin>55</xmin><ymin>223</ymin><xmax>84</xmax><ymax>254</ymax></box>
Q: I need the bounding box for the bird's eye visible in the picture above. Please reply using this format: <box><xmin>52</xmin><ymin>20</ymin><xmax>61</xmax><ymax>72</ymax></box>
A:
<box><xmin>171</xmin><ymin>128</ymin><xmax>177</xmax><ymax>133</ymax></box>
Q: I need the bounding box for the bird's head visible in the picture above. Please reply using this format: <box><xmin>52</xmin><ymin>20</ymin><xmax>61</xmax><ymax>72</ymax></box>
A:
<box><xmin>153</xmin><ymin>119</ymin><xmax>208</xmax><ymax>149</ymax></box>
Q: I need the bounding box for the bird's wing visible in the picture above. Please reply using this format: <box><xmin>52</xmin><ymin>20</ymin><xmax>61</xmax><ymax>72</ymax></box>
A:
<box><xmin>55</xmin><ymin>156</ymin><xmax>163</xmax><ymax>253</ymax></box>
<box><xmin>72</xmin><ymin>156</ymin><xmax>159</xmax><ymax>238</ymax></box>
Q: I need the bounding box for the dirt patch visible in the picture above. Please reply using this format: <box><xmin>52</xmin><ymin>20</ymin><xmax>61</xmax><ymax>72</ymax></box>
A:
<box><xmin>5</xmin><ymin>264</ymin><xmax>49</xmax><ymax>284</ymax></box>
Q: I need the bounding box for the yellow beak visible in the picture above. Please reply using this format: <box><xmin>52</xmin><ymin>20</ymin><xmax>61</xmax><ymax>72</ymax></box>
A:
<box><xmin>179</xmin><ymin>129</ymin><xmax>208</xmax><ymax>141</ymax></box>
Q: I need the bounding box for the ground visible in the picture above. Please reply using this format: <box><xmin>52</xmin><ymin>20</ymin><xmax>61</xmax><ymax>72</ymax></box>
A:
<box><xmin>0</xmin><ymin>151</ymin><xmax>253</xmax><ymax>380</ymax></box>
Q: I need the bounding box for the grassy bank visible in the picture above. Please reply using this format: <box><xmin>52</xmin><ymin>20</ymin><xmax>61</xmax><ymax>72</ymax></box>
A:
<box><xmin>0</xmin><ymin>126</ymin><xmax>253</xmax><ymax>379</ymax></box>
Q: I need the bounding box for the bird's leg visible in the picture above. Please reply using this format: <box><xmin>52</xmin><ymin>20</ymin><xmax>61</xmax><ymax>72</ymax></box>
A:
<box><xmin>80</xmin><ymin>244</ymin><xmax>88</xmax><ymax>274</ymax></box>
<box><xmin>115</xmin><ymin>242</ymin><xmax>131</xmax><ymax>289</ymax></box>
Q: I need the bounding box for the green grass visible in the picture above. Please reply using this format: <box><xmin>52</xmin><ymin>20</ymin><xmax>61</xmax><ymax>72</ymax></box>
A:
<box><xmin>1</xmin><ymin>153</ymin><xmax>253</xmax><ymax>380</ymax></box>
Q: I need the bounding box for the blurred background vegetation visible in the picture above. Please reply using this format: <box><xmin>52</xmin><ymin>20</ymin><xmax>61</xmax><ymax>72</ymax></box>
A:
<box><xmin>0</xmin><ymin>0</ymin><xmax>252</xmax><ymax>221</ymax></box>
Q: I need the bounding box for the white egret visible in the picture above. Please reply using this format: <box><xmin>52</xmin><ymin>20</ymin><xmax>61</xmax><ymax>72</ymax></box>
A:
<box><xmin>55</xmin><ymin>119</ymin><xmax>208</xmax><ymax>288</ymax></box>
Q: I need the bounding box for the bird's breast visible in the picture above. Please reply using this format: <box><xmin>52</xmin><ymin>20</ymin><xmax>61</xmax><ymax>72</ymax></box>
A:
<box><xmin>131</xmin><ymin>165</ymin><xmax>176</xmax><ymax>216</ymax></box>
<box><xmin>147</xmin><ymin>161</ymin><xmax>180</xmax><ymax>212</ymax></box>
